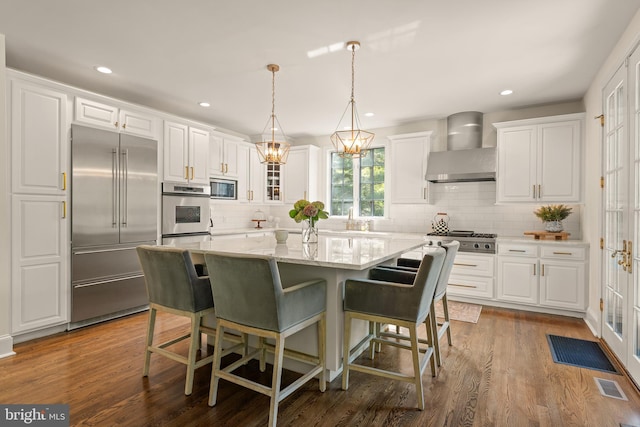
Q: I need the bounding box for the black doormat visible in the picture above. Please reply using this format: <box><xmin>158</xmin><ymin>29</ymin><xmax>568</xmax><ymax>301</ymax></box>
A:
<box><xmin>547</xmin><ymin>334</ymin><xmax>619</xmax><ymax>374</ymax></box>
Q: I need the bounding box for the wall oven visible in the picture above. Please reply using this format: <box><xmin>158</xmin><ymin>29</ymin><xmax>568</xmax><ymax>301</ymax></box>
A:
<box><xmin>210</xmin><ymin>177</ymin><xmax>237</xmax><ymax>200</ymax></box>
<box><xmin>162</xmin><ymin>182</ymin><xmax>211</xmax><ymax>243</ymax></box>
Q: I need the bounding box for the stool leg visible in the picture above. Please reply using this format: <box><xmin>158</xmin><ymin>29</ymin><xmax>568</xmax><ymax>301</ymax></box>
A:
<box><xmin>208</xmin><ymin>324</ymin><xmax>226</xmax><ymax>406</ymax></box>
<box><xmin>185</xmin><ymin>312</ymin><xmax>200</xmax><ymax>395</ymax></box>
<box><xmin>442</xmin><ymin>294</ymin><xmax>453</xmax><ymax>346</ymax></box>
<box><xmin>342</xmin><ymin>312</ymin><xmax>352</xmax><ymax>391</ymax></box>
<box><xmin>268</xmin><ymin>333</ymin><xmax>285</xmax><ymax>427</ymax></box>
<box><xmin>409</xmin><ymin>325</ymin><xmax>425</xmax><ymax>411</ymax></box>
<box><xmin>259</xmin><ymin>337</ymin><xmax>267</xmax><ymax>372</ymax></box>
<box><xmin>142</xmin><ymin>307</ymin><xmax>157</xmax><ymax>377</ymax></box>
<box><xmin>431</xmin><ymin>302</ymin><xmax>442</xmax><ymax>368</ymax></box>
<box><xmin>318</xmin><ymin>314</ymin><xmax>327</xmax><ymax>392</ymax></box>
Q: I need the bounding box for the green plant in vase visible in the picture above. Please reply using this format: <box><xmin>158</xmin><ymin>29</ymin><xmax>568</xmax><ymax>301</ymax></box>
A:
<box><xmin>289</xmin><ymin>200</ymin><xmax>329</xmax><ymax>243</ymax></box>
<box><xmin>533</xmin><ymin>204</ymin><xmax>572</xmax><ymax>232</ymax></box>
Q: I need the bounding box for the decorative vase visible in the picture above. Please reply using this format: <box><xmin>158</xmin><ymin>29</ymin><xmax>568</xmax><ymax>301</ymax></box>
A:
<box><xmin>302</xmin><ymin>219</ymin><xmax>318</xmax><ymax>244</ymax></box>
<box><xmin>545</xmin><ymin>220</ymin><xmax>563</xmax><ymax>233</ymax></box>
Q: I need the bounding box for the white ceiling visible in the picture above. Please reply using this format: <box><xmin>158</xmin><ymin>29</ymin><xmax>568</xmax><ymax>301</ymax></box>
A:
<box><xmin>1</xmin><ymin>0</ymin><xmax>639</xmax><ymax>140</ymax></box>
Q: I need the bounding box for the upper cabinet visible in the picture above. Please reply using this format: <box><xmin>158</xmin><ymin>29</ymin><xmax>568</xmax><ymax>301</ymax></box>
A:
<box><xmin>11</xmin><ymin>79</ymin><xmax>69</xmax><ymax>196</ymax></box>
<box><xmin>388</xmin><ymin>131</ymin><xmax>432</xmax><ymax>204</ymax></box>
<box><xmin>163</xmin><ymin>121</ymin><xmax>210</xmax><ymax>185</ymax></box>
<box><xmin>209</xmin><ymin>132</ymin><xmax>244</xmax><ymax>178</ymax></box>
<box><xmin>283</xmin><ymin>145</ymin><xmax>320</xmax><ymax>204</ymax></box>
<box><xmin>494</xmin><ymin>113</ymin><xmax>584</xmax><ymax>203</ymax></box>
<box><xmin>74</xmin><ymin>97</ymin><xmax>158</xmax><ymax>139</ymax></box>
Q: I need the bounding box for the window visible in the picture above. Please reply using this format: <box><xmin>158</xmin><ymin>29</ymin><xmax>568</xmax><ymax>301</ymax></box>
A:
<box><xmin>330</xmin><ymin>147</ymin><xmax>385</xmax><ymax>217</ymax></box>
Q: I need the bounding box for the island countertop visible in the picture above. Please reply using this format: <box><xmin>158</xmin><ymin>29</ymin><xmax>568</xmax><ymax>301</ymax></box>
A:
<box><xmin>169</xmin><ymin>232</ymin><xmax>427</xmax><ymax>270</ymax></box>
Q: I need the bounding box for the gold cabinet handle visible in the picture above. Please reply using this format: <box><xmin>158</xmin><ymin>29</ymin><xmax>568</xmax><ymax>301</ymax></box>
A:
<box><xmin>114</xmin><ymin>121</ymin><xmax>119</xmax><ymax>128</ymax></box>
<box><xmin>221</xmin><ymin>162</ymin><xmax>224</xmax><ymax>173</ymax></box>
<box><xmin>184</xmin><ymin>166</ymin><xmax>189</xmax><ymax>180</ymax></box>
<box><xmin>251</xmin><ymin>190</ymin><xmax>254</xmax><ymax>201</ymax></box>
<box><xmin>62</xmin><ymin>201</ymin><xmax>66</xmax><ymax>218</ymax></box>
<box><xmin>509</xmin><ymin>249</ymin><xmax>526</xmax><ymax>253</ymax></box>
<box><xmin>538</xmin><ymin>184</ymin><xmax>541</xmax><ymax>198</ymax></box>
<box><xmin>533</xmin><ymin>264</ymin><xmax>536</xmax><ymax>276</ymax></box>
<box><xmin>627</xmin><ymin>241</ymin><xmax>633</xmax><ymax>273</ymax></box>
<box><xmin>225</xmin><ymin>163</ymin><xmax>228</xmax><ymax>173</ymax></box>
<box><xmin>247</xmin><ymin>190</ymin><xmax>251</xmax><ymax>200</ymax></box>
<box><xmin>62</xmin><ymin>172</ymin><xmax>67</xmax><ymax>191</ymax></box>
<box><xmin>553</xmin><ymin>251</ymin><xmax>573</xmax><ymax>255</ymax></box>
<box><xmin>191</xmin><ymin>167</ymin><xmax>194</xmax><ymax>180</ymax></box>
<box><xmin>541</xmin><ymin>264</ymin><xmax>545</xmax><ymax>276</ymax></box>
<box><xmin>122</xmin><ymin>123</ymin><xmax>126</xmax><ymax>129</ymax></box>
<box><xmin>533</xmin><ymin>185</ymin><xmax>536</xmax><ymax>199</ymax></box>
<box><xmin>449</xmin><ymin>283</ymin><xmax>477</xmax><ymax>289</ymax></box>
<box><xmin>453</xmin><ymin>263</ymin><xmax>479</xmax><ymax>267</ymax></box>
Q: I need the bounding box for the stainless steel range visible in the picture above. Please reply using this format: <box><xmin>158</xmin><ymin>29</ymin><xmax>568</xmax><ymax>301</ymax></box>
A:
<box><xmin>425</xmin><ymin>230</ymin><xmax>497</xmax><ymax>254</ymax></box>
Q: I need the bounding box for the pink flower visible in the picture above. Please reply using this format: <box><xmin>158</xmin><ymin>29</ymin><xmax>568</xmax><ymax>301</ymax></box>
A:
<box><xmin>302</xmin><ymin>204</ymin><xmax>319</xmax><ymax>218</ymax></box>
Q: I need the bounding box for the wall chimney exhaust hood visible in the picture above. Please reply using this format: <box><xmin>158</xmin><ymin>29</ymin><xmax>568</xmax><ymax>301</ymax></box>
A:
<box><xmin>425</xmin><ymin>111</ymin><xmax>496</xmax><ymax>183</ymax></box>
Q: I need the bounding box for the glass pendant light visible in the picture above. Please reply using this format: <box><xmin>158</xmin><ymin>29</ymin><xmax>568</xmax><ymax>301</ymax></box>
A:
<box><xmin>330</xmin><ymin>41</ymin><xmax>374</xmax><ymax>158</ymax></box>
<box><xmin>255</xmin><ymin>64</ymin><xmax>291</xmax><ymax>164</ymax></box>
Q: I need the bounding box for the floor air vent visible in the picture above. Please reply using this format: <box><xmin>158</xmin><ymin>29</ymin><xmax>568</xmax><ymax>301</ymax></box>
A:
<box><xmin>594</xmin><ymin>377</ymin><xmax>627</xmax><ymax>400</ymax></box>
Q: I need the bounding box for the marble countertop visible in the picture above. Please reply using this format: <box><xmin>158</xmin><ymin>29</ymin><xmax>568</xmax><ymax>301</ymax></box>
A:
<box><xmin>169</xmin><ymin>232</ymin><xmax>427</xmax><ymax>270</ymax></box>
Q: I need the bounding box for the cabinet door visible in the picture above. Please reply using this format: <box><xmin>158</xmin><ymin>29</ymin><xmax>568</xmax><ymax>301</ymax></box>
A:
<box><xmin>497</xmin><ymin>126</ymin><xmax>537</xmax><ymax>202</ymax></box>
<box><xmin>390</xmin><ymin>135</ymin><xmax>430</xmax><ymax>203</ymax></box>
<box><xmin>283</xmin><ymin>149</ymin><xmax>308</xmax><ymax>204</ymax></box>
<box><xmin>538</xmin><ymin>120</ymin><xmax>581</xmax><ymax>202</ymax></box>
<box><xmin>74</xmin><ymin>97</ymin><xmax>119</xmax><ymax>130</ymax></box>
<box><xmin>236</xmin><ymin>143</ymin><xmax>250</xmax><ymax>202</ymax></box>
<box><xmin>163</xmin><ymin>121</ymin><xmax>189</xmax><ymax>183</ymax></box>
<box><xmin>248</xmin><ymin>148</ymin><xmax>265</xmax><ymax>203</ymax></box>
<box><xmin>12</xmin><ymin>195</ymin><xmax>68</xmax><ymax>333</ymax></box>
<box><xmin>119</xmin><ymin>109</ymin><xmax>158</xmax><ymax>139</ymax></box>
<box><xmin>223</xmin><ymin>139</ymin><xmax>240</xmax><ymax>177</ymax></box>
<box><xmin>12</xmin><ymin>80</ymin><xmax>68</xmax><ymax>195</ymax></box>
<box><xmin>209</xmin><ymin>134</ymin><xmax>225</xmax><ymax>177</ymax></box>
<box><xmin>497</xmin><ymin>256</ymin><xmax>538</xmax><ymax>304</ymax></box>
<box><xmin>188</xmin><ymin>127</ymin><xmax>210</xmax><ymax>184</ymax></box>
<box><xmin>539</xmin><ymin>260</ymin><xmax>586</xmax><ymax>310</ymax></box>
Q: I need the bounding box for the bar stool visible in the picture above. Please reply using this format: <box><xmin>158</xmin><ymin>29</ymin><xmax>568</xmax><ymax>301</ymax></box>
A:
<box><xmin>342</xmin><ymin>249</ymin><xmax>445</xmax><ymax>410</ymax></box>
<box><xmin>136</xmin><ymin>245</ymin><xmax>244</xmax><ymax>395</ymax></box>
<box><xmin>204</xmin><ymin>252</ymin><xmax>327</xmax><ymax>427</ymax></box>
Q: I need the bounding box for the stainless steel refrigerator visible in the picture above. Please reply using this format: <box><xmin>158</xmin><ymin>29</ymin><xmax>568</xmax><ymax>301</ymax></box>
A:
<box><xmin>70</xmin><ymin>124</ymin><xmax>158</xmax><ymax>325</ymax></box>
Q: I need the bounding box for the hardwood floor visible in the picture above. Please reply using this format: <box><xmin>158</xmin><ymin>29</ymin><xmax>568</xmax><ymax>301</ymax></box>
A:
<box><xmin>2</xmin><ymin>306</ymin><xmax>640</xmax><ymax>426</ymax></box>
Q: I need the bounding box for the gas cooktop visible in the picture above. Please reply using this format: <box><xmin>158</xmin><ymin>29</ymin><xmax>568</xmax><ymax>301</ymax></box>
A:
<box><xmin>424</xmin><ymin>230</ymin><xmax>497</xmax><ymax>254</ymax></box>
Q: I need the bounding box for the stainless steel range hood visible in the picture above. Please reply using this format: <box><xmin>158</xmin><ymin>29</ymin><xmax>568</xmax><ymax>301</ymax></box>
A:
<box><xmin>425</xmin><ymin>111</ymin><xmax>496</xmax><ymax>183</ymax></box>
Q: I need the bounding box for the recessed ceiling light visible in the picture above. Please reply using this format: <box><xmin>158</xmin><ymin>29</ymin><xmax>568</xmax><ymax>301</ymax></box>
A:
<box><xmin>199</xmin><ymin>102</ymin><xmax>211</xmax><ymax>107</ymax></box>
<box><xmin>500</xmin><ymin>89</ymin><xmax>513</xmax><ymax>96</ymax></box>
<box><xmin>95</xmin><ymin>66</ymin><xmax>112</xmax><ymax>74</ymax></box>
<box><xmin>365</xmin><ymin>112</ymin><xmax>374</xmax><ymax>117</ymax></box>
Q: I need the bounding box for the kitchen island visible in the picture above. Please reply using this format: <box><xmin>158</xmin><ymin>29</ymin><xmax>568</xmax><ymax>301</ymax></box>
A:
<box><xmin>170</xmin><ymin>231</ymin><xmax>427</xmax><ymax>380</ymax></box>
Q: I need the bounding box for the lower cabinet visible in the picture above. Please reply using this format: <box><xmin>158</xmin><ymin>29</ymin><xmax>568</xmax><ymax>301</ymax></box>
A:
<box><xmin>497</xmin><ymin>242</ymin><xmax>587</xmax><ymax>312</ymax></box>
<box><xmin>11</xmin><ymin>195</ymin><xmax>69</xmax><ymax>334</ymax></box>
<box><xmin>448</xmin><ymin>253</ymin><xmax>495</xmax><ymax>299</ymax></box>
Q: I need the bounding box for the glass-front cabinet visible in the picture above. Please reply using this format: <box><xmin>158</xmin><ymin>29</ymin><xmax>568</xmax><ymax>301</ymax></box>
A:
<box><xmin>266</xmin><ymin>162</ymin><xmax>282</xmax><ymax>202</ymax></box>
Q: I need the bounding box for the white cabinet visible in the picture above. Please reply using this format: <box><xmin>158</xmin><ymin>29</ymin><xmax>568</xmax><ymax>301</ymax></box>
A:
<box><xmin>163</xmin><ymin>121</ymin><xmax>210</xmax><ymax>185</ymax></box>
<box><xmin>388</xmin><ymin>132</ymin><xmax>432</xmax><ymax>203</ymax></box>
<box><xmin>236</xmin><ymin>144</ymin><xmax>265</xmax><ymax>203</ymax></box>
<box><xmin>11</xmin><ymin>79</ymin><xmax>68</xmax><ymax>195</ymax></box>
<box><xmin>448</xmin><ymin>253</ymin><xmax>495</xmax><ymax>299</ymax></box>
<box><xmin>494</xmin><ymin>113</ymin><xmax>583</xmax><ymax>203</ymax></box>
<box><xmin>283</xmin><ymin>145</ymin><xmax>320</xmax><ymax>204</ymax></box>
<box><xmin>497</xmin><ymin>242</ymin><xmax>587</xmax><ymax>311</ymax></box>
<box><xmin>74</xmin><ymin>97</ymin><xmax>158</xmax><ymax>139</ymax></box>
<box><xmin>11</xmin><ymin>195</ymin><xmax>69</xmax><ymax>333</ymax></box>
<box><xmin>210</xmin><ymin>133</ymin><xmax>243</xmax><ymax>178</ymax></box>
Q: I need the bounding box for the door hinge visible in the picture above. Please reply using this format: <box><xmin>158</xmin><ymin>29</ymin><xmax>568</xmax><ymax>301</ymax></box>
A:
<box><xmin>600</xmin><ymin>176</ymin><xmax>605</xmax><ymax>189</ymax></box>
<box><xmin>600</xmin><ymin>237</ymin><xmax>604</xmax><ymax>250</ymax></box>
<box><xmin>600</xmin><ymin>298</ymin><xmax>604</xmax><ymax>312</ymax></box>
<box><xmin>595</xmin><ymin>114</ymin><xmax>604</xmax><ymax>127</ymax></box>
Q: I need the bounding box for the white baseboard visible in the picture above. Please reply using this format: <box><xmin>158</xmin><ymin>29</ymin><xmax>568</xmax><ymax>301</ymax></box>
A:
<box><xmin>583</xmin><ymin>307</ymin><xmax>600</xmax><ymax>337</ymax></box>
<box><xmin>0</xmin><ymin>334</ymin><xmax>15</xmax><ymax>359</ymax></box>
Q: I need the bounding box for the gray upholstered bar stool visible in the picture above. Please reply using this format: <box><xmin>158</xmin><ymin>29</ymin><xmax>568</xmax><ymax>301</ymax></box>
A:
<box><xmin>373</xmin><ymin>241</ymin><xmax>460</xmax><ymax>368</ymax></box>
<box><xmin>204</xmin><ymin>252</ymin><xmax>327</xmax><ymax>427</ymax></box>
<box><xmin>342</xmin><ymin>248</ymin><xmax>445</xmax><ymax>410</ymax></box>
<box><xmin>136</xmin><ymin>245</ymin><xmax>244</xmax><ymax>395</ymax></box>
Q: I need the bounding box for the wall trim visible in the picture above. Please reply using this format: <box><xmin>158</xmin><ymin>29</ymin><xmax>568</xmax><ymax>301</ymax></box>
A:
<box><xmin>0</xmin><ymin>334</ymin><xmax>16</xmax><ymax>359</ymax></box>
<box><xmin>584</xmin><ymin>307</ymin><xmax>600</xmax><ymax>337</ymax></box>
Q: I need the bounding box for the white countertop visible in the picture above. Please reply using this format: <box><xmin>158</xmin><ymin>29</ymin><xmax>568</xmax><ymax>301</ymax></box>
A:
<box><xmin>169</xmin><ymin>232</ymin><xmax>427</xmax><ymax>270</ymax></box>
<box><xmin>497</xmin><ymin>236</ymin><xmax>589</xmax><ymax>247</ymax></box>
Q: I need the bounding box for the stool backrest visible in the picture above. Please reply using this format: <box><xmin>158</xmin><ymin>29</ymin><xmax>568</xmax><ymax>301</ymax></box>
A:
<box><xmin>434</xmin><ymin>241</ymin><xmax>459</xmax><ymax>299</ymax></box>
<box><xmin>136</xmin><ymin>245</ymin><xmax>214</xmax><ymax>313</ymax></box>
<box><xmin>412</xmin><ymin>248</ymin><xmax>446</xmax><ymax>320</ymax></box>
<box><xmin>204</xmin><ymin>252</ymin><xmax>284</xmax><ymax>331</ymax></box>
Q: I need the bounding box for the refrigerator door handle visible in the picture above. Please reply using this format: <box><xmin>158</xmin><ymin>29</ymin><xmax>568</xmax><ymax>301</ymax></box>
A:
<box><xmin>112</xmin><ymin>148</ymin><xmax>118</xmax><ymax>227</ymax></box>
<box><xmin>121</xmin><ymin>149</ymin><xmax>128</xmax><ymax>227</ymax></box>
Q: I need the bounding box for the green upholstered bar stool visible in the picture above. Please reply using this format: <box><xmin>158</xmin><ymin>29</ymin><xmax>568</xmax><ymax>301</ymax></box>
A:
<box><xmin>204</xmin><ymin>252</ymin><xmax>327</xmax><ymax>427</ymax></box>
<box><xmin>136</xmin><ymin>245</ymin><xmax>244</xmax><ymax>395</ymax></box>
<box><xmin>372</xmin><ymin>241</ymin><xmax>460</xmax><ymax>368</ymax></box>
<box><xmin>342</xmin><ymin>248</ymin><xmax>445</xmax><ymax>410</ymax></box>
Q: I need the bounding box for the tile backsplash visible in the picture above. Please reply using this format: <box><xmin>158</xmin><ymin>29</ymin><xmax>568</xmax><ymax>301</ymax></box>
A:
<box><xmin>210</xmin><ymin>181</ymin><xmax>582</xmax><ymax>239</ymax></box>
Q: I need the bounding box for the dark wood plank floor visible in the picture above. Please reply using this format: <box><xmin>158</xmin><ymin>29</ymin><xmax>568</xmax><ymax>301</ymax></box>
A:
<box><xmin>2</xmin><ymin>306</ymin><xmax>640</xmax><ymax>426</ymax></box>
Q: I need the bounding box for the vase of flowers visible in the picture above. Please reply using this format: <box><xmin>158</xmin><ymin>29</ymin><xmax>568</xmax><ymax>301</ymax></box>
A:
<box><xmin>289</xmin><ymin>199</ymin><xmax>329</xmax><ymax>244</ymax></box>
<box><xmin>533</xmin><ymin>204</ymin><xmax>573</xmax><ymax>232</ymax></box>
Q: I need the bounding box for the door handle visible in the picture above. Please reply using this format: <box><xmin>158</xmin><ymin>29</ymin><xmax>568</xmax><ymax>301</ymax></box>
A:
<box><xmin>112</xmin><ymin>148</ymin><xmax>118</xmax><ymax>227</ymax></box>
<box><xmin>626</xmin><ymin>241</ymin><xmax>633</xmax><ymax>273</ymax></box>
<box><xmin>121</xmin><ymin>149</ymin><xmax>128</xmax><ymax>226</ymax></box>
<box><xmin>62</xmin><ymin>201</ymin><xmax>66</xmax><ymax>218</ymax></box>
<box><xmin>62</xmin><ymin>172</ymin><xmax>67</xmax><ymax>191</ymax></box>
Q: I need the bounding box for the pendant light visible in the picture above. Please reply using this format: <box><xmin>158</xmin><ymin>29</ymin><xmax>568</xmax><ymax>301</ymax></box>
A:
<box><xmin>256</xmin><ymin>64</ymin><xmax>290</xmax><ymax>164</ymax></box>
<box><xmin>330</xmin><ymin>41</ymin><xmax>374</xmax><ymax>158</ymax></box>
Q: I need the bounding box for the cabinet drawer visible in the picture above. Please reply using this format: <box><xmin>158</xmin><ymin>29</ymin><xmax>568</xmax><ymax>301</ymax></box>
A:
<box><xmin>451</xmin><ymin>253</ymin><xmax>495</xmax><ymax>277</ymax></box>
<box><xmin>498</xmin><ymin>243</ymin><xmax>537</xmax><ymax>257</ymax></box>
<box><xmin>539</xmin><ymin>246</ymin><xmax>586</xmax><ymax>260</ymax></box>
<box><xmin>448</xmin><ymin>275</ymin><xmax>493</xmax><ymax>299</ymax></box>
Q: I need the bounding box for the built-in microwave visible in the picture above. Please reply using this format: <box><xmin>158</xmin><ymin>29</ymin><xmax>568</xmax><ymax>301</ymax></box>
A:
<box><xmin>210</xmin><ymin>178</ymin><xmax>237</xmax><ymax>200</ymax></box>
